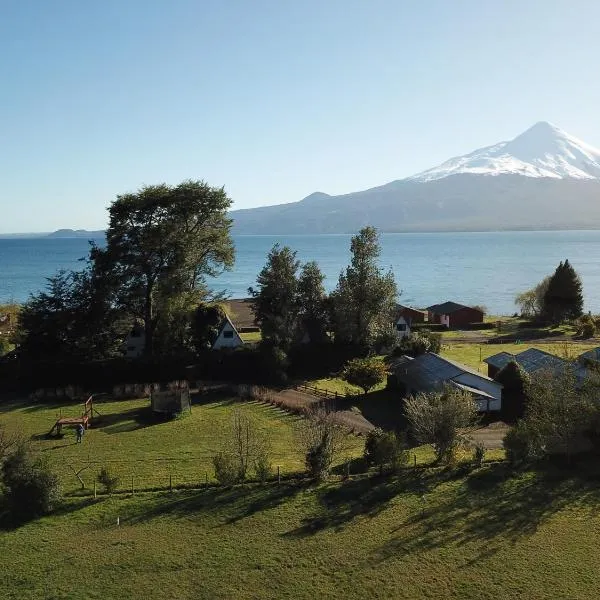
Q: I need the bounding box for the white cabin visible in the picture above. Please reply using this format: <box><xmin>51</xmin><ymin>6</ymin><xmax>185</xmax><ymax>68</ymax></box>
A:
<box><xmin>212</xmin><ymin>315</ymin><xmax>244</xmax><ymax>350</ymax></box>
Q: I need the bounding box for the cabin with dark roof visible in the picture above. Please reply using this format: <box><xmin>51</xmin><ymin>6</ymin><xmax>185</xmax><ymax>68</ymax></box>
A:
<box><xmin>427</xmin><ymin>301</ymin><xmax>484</xmax><ymax>328</ymax></box>
<box><xmin>388</xmin><ymin>352</ymin><xmax>502</xmax><ymax>412</ymax></box>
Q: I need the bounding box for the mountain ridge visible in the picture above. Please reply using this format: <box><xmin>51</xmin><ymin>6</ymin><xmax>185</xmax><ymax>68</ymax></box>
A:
<box><xmin>231</xmin><ymin>122</ymin><xmax>600</xmax><ymax>234</ymax></box>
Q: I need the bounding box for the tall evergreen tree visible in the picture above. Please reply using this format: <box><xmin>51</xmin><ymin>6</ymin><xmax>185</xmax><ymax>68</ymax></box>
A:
<box><xmin>297</xmin><ymin>261</ymin><xmax>329</xmax><ymax>344</ymax></box>
<box><xmin>331</xmin><ymin>226</ymin><xmax>397</xmax><ymax>350</ymax></box>
<box><xmin>249</xmin><ymin>244</ymin><xmax>300</xmax><ymax>351</ymax></box>
<box><xmin>543</xmin><ymin>259</ymin><xmax>584</xmax><ymax>322</ymax></box>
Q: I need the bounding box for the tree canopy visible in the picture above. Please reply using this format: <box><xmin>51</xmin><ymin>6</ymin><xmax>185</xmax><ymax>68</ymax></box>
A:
<box><xmin>331</xmin><ymin>227</ymin><xmax>397</xmax><ymax>350</ymax></box>
<box><xmin>95</xmin><ymin>180</ymin><xmax>234</xmax><ymax>356</ymax></box>
<box><xmin>249</xmin><ymin>244</ymin><xmax>300</xmax><ymax>352</ymax></box>
<box><xmin>542</xmin><ymin>259</ymin><xmax>584</xmax><ymax>322</ymax></box>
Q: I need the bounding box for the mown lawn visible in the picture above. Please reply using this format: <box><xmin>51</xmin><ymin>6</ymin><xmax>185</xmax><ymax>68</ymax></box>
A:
<box><xmin>1</xmin><ymin>462</ymin><xmax>600</xmax><ymax>599</ymax></box>
<box><xmin>441</xmin><ymin>341</ymin><xmax>599</xmax><ymax>372</ymax></box>
<box><xmin>0</xmin><ymin>395</ymin><xmax>363</xmax><ymax>494</ymax></box>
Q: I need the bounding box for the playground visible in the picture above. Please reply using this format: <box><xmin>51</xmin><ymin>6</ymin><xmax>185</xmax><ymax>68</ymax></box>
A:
<box><xmin>1</xmin><ymin>392</ymin><xmax>349</xmax><ymax>494</ymax></box>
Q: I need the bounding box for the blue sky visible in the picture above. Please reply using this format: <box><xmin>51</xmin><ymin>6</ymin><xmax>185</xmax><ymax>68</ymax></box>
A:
<box><xmin>2</xmin><ymin>0</ymin><xmax>600</xmax><ymax>232</ymax></box>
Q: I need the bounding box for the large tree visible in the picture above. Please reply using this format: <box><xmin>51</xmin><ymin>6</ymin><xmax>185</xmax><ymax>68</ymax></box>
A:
<box><xmin>543</xmin><ymin>259</ymin><xmax>584</xmax><ymax>323</ymax></box>
<box><xmin>297</xmin><ymin>261</ymin><xmax>329</xmax><ymax>344</ymax></box>
<box><xmin>97</xmin><ymin>180</ymin><xmax>234</xmax><ymax>357</ymax></box>
<box><xmin>249</xmin><ymin>244</ymin><xmax>300</xmax><ymax>352</ymax></box>
<box><xmin>17</xmin><ymin>265</ymin><xmax>126</xmax><ymax>363</ymax></box>
<box><xmin>331</xmin><ymin>226</ymin><xmax>397</xmax><ymax>350</ymax></box>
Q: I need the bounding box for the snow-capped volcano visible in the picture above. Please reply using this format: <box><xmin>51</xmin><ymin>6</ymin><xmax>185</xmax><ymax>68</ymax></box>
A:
<box><xmin>407</xmin><ymin>121</ymin><xmax>600</xmax><ymax>182</ymax></box>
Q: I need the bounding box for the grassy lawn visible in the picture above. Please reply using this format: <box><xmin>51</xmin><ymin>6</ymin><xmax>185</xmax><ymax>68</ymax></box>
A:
<box><xmin>441</xmin><ymin>341</ymin><xmax>599</xmax><ymax>372</ymax></box>
<box><xmin>1</xmin><ymin>463</ymin><xmax>600</xmax><ymax>599</ymax></box>
<box><xmin>240</xmin><ymin>330</ymin><xmax>261</xmax><ymax>343</ymax></box>
<box><xmin>0</xmin><ymin>395</ymin><xmax>363</xmax><ymax>495</ymax></box>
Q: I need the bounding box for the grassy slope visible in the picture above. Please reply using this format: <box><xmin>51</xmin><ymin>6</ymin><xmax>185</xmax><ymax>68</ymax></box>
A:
<box><xmin>1</xmin><ymin>464</ymin><xmax>600</xmax><ymax>599</ymax></box>
<box><xmin>0</xmin><ymin>396</ymin><xmax>363</xmax><ymax>494</ymax></box>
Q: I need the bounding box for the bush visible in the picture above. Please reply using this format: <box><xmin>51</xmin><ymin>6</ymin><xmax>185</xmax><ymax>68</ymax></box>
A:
<box><xmin>341</xmin><ymin>357</ymin><xmax>387</xmax><ymax>394</ymax></box>
<box><xmin>503</xmin><ymin>423</ymin><xmax>533</xmax><ymax>466</ymax></box>
<box><xmin>97</xmin><ymin>466</ymin><xmax>120</xmax><ymax>494</ymax></box>
<box><xmin>212</xmin><ymin>452</ymin><xmax>238</xmax><ymax>486</ymax></box>
<box><xmin>392</xmin><ymin>330</ymin><xmax>441</xmax><ymax>357</ymax></box>
<box><xmin>305</xmin><ymin>435</ymin><xmax>334</xmax><ymax>481</ymax></box>
<box><xmin>364</xmin><ymin>428</ymin><xmax>409</xmax><ymax>474</ymax></box>
<box><xmin>2</xmin><ymin>445</ymin><xmax>61</xmax><ymax>521</ymax></box>
<box><xmin>254</xmin><ymin>451</ymin><xmax>273</xmax><ymax>483</ymax></box>
<box><xmin>473</xmin><ymin>443</ymin><xmax>486</xmax><ymax>467</ymax></box>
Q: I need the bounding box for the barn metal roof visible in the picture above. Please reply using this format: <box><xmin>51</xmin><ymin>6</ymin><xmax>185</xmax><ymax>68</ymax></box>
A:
<box><xmin>578</xmin><ymin>347</ymin><xmax>600</xmax><ymax>363</ymax></box>
<box><xmin>483</xmin><ymin>351</ymin><xmax>516</xmax><ymax>369</ymax></box>
<box><xmin>485</xmin><ymin>347</ymin><xmax>567</xmax><ymax>375</ymax></box>
<box><xmin>390</xmin><ymin>353</ymin><xmax>497</xmax><ymax>397</ymax></box>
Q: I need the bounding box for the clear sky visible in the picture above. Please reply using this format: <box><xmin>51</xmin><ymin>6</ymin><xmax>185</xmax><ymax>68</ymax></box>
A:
<box><xmin>2</xmin><ymin>0</ymin><xmax>600</xmax><ymax>232</ymax></box>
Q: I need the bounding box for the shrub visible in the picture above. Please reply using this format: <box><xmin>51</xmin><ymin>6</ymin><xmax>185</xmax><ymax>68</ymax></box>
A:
<box><xmin>503</xmin><ymin>422</ymin><xmax>533</xmax><ymax>466</ymax></box>
<box><xmin>212</xmin><ymin>452</ymin><xmax>238</xmax><ymax>486</ymax></box>
<box><xmin>473</xmin><ymin>443</ymin><xmax>486</xmax><ymax>467</ymax></box>
<box><xmin>404</xmin><ymin>386</ymin><xmax>479</xmax><ymax>463</ymax></box>
<box><xmin>581</xmin><ymin>322</ymin><xmax>596</xmax><ymax>339</ymax></box>
<box><xmin>341</xmin><ymin>357</ymin><xmax>387</xmax><ymax>394</ymax></box>
<box><xmin>305</xmin><ymin>434</ymin><xmax>334</xmax><ymax>481</ymax></box>
<box><xmin>254</xmin><ymin>451</ymin><xmax>273</xmax><ymax>483</ymax></box>
<box><xmin>300</xmin><ymin>409</ymin><xmax>346</xmax><ymax>481</ymax></box>
<box><xmin>2</xmin><ymin>445</ymin><xmax>61</xmax><ymax>521</ymax></box>
<box><xmin>364</xmin><ymin>428</ymin><xmax>409</xmax><ymax>474</ymax></box>
<box><xmin>97</xmin><ymin>466</ymin><xmax>120</xmax><ymax>494</ymax></box>
<box><xmin>393</xmin><ymin>331</ymin><xmax>441</xmax><ymax>357</ymax></box>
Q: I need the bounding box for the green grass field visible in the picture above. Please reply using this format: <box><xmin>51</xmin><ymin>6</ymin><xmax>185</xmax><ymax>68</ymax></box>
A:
<box><xmin>1</xmin><ymin>462</ymin><xmax>600</xmax><ymax>599</ymax></box>
<box><xmin>0</xmin><ymin>395</ymin><xmax>363</xmax><ymax>495</ymax></box>
<box><xmin>441</xmin><ymin>341</ymin><xmax>598</xmax><ymax>372</ymax></box>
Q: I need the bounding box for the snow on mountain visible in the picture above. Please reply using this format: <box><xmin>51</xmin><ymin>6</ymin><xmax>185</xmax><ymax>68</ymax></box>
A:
<box><xmin>407</xmin><ymin>121</ymin><xmax>600</xmax><ymax>182</ymax></box>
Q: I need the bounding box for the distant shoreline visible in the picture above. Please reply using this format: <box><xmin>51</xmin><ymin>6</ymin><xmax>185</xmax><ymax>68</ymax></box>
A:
<box><xmin>4</xmin><ymin>226</ymin><xmax>600</xmax><ymax>239</ymax></box>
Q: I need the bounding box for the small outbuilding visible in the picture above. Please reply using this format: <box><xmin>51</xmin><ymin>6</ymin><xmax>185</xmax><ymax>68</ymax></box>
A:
<box><xmin>427</xmin><ymin>302</ymin><xmax>484</xmax><ymax>328</ymax></box>
<box><xmin>150</xmin><ymin>388</ymin><xmax>191</xmax><ymax>415</ymax></box>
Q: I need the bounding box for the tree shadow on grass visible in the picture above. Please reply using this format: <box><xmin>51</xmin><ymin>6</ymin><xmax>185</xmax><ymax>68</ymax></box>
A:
<box><xmin>123</xmin><ymin>480</ymin><xmax>310</xmax><ymax>526</ymax></box>
<box><xmin>374</xmin><ymin>460</ymin><xmax>600</xmax><ymax>563</ymax></box>
<box><xmin>284</xmin><ymin>469</ymin><xmax>450</xmax><ymax>538</ymax></box>
<box><xmin>91</xmin><ymin>406</ymin><xmax>159</xmax><ymax>434</ymax></box>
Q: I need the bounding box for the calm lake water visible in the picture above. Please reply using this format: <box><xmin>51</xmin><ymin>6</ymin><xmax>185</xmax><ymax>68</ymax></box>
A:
<box><xmin>1</xmin><ymin>231</ymin><xmax>599</xmax><ymax>315</ymax></box>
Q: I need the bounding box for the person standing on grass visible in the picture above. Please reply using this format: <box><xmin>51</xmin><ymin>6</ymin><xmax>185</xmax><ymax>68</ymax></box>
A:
<box><xmin>76</xmin><ymin>423</ymin><xmax>84</xmax><ymax>443</ymax></box>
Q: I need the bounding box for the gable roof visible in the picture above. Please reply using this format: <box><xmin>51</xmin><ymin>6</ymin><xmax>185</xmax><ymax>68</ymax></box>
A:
<box><xmin>485</xmin><ymin>347</ymin><xmax>567</xmax><ymax>375</ymax></box>
<box><xmin>483</xmin><ymin>351</ymin><xmax>515</xmax><ymax>370</ymax></box>
<box><xmin>427</xmin><ymin>301</ymin><xmax>480</xmax><ymax>315</ymax></box>
<box><xmin>211</xmin><ymin>314</ymin><xmax>244</xmax><ymax>348</ymax></box>
<box><xmin>579</xmin><ymin>347</ymin><xmax>600</xmax><ymax>363</ymax></box>
<box><xmin>390</xmin><ymin>352</ymin><xmax>497</xmax><ymax>397</ymax></box>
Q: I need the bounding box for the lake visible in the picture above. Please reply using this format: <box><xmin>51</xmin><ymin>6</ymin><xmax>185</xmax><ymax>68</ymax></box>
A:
<box><xmin>1</xmin><ymin>230</ymin><xmax>599</xmax><ymax>315</ymax></box>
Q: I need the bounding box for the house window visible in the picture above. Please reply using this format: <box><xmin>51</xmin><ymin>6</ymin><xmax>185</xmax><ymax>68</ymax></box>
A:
<box><xmin>223</xmin><ymin>331</ymin><xmax>234</xmax><ymax>339</ymax></box>
<box><xmin>396</xmin><ymin>323</ymin><xmax>407</xmax><ymax>332</ymax></box>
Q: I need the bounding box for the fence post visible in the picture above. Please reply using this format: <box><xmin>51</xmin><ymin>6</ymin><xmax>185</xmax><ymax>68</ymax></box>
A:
<box><xmin>277</xmin><ymin>465</ymin><xmax>281</xmax><ymax>485</ymax></box>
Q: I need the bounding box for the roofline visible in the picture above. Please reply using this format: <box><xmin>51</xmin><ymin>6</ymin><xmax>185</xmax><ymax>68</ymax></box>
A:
<box><xmin>211</xmin><ymin>314</ymin><xmax>245</xmax><ymax>349</ymax></box>
<box><xmin>428</xmin><ymin>352</ymin><xmax>495</xmax><ymax>381</ymax></box>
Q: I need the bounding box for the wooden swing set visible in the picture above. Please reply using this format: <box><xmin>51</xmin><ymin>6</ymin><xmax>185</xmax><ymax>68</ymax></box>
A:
<box><xmin>49</xmin><ymin>395</ymin><xmax>102</xmax><ymax>436</ymax></box>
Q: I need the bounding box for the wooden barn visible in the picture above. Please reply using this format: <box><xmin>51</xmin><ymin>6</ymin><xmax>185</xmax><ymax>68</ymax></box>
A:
<box><xmin>427</xmin><ymin>301</ymin><xmax>484</xmax><ymax>328</ymax></box>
